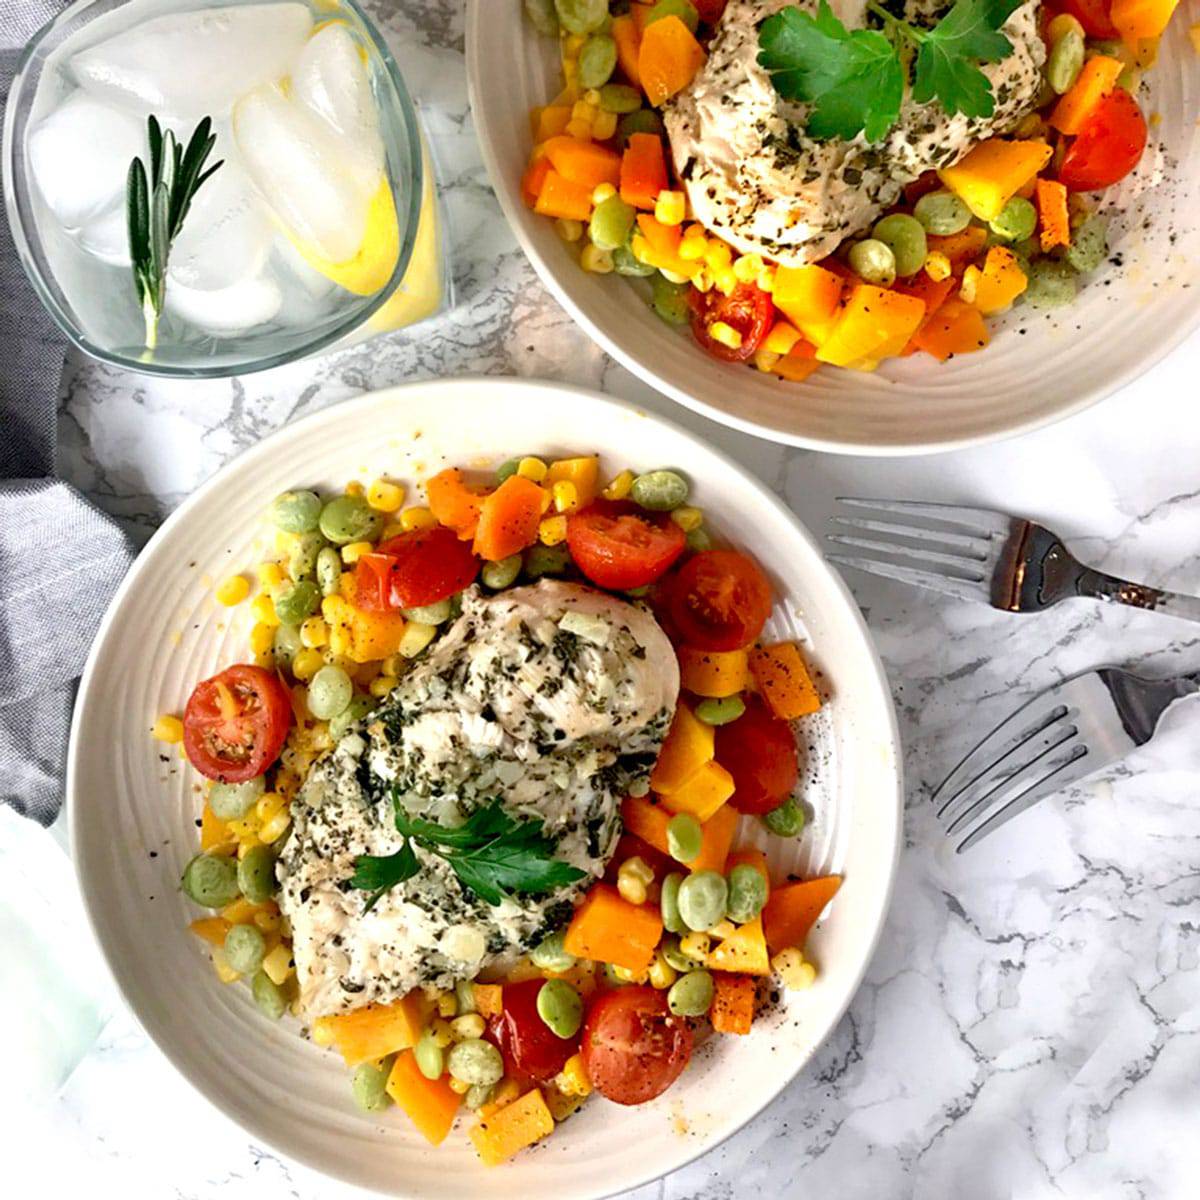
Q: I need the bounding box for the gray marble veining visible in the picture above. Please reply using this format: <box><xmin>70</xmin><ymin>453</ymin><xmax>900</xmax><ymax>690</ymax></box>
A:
<box><xmin>11</xmin><ymin>2</ymin><xmax>1200</xmax><ymax>1197</ymax></box>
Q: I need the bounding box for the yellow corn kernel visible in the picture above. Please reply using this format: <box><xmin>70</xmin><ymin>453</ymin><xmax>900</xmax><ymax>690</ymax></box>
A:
<box><xmin>959</xmin><ymin>265</ymin><xmax>980</xmax><ymax>306</ymax></box>
<box><xmin>648</xmin><ymin>949</ymin><xmax>678</xmax><ymax>991</ymax></box>
<box><xmin>327</xmin><ymin>623</ymin><xmax>354</xmax><ymax>658</ymax></box>
<box><xmin>448</xmin><ymin>1076</ymin><xmax>471</xmax><ymax>1095</ymax></box>
<box><xmin>341</xmin><ymin>540</ymin><xmax>374</xmax><ymax>564</ymax></box>
<box><xmin>732</xmin><ymin>253</ymin><xmax>765</xmax><ymax>283</ymax></box>
<box><xmin>400</xmin><ymin>506</ymin><xmax>437</xmax><ymax>532</ymax></box>
<box><xmin>654</xmin><ymin>189</ymin><xmax>686</xmax><ymax>227</ymax></box>
<box><xmin>152</xmin><ymin>714</ymin><xmax>183</xmax><ymax>744</ymax></box>
<box><xmin>451</xmin><ymin>1013</ymin><xmax>486</xmax><ymax>1041</ymax></box>
<box><xmin>292</xmin><ymin>647</ymin><xmax>325</xmax><ymax>681</ymax></box>
<box><xmin>436</xmin><ymin>991</ymin><xmax>458</xmax><ymax>1019</ymax></box>
<box><xmin>273</xmin><ymin>530</ymin><xmax>298</xmax><ymax>558</ymax></box>
<box><xmin>216</xmin><ymin>574</ymin><xmax>251</xmax><ymax>606</ymax></box>
<box><xmin>564</xmin><ymin>116</ymin><xmax>592</xmax><ymax>139</ymax></box>
<box><xmin>345</xmin><ymin>480</ymin><xmax>365</xmax><ymax>497</ymax></box>
<box><xmin>381</xmin><ymin>655</ymin><xmax>403</xmax><ymax>678</ymax></box>
<box><xmin>262</xmin><ymin>944</ymin><xmax>295</xmax><ymax>986</ymax></box>
<box><xmin>708</xmin><ymin>320</ymin><xmax>743</xmax><ymax>350</ymax></box>
<box><xmin>602</xmin><ymin>469</ymin><xmax>634</xmax><ymax>501</ymax></box>
<box><xmin>370</xmin><ymin>674</ymin><xmax>399</xmax><ymax>697</ymax></box>
<box><xmin>772</xmin><ymin>947</ymin><xmax>818</xmax><ymax>990</ymax></box>
<box><xmin>367</xmin><ymin>479</ymin><xmax>405</xmax><ymax>513</ymax></box>
<box><xmin>757</xmin><ymin>265</ymin><xmax>777</xmax><ymax>293</ymax></box>
<box><xmin>312</xmin><ymin>1020</ymin><xmax>335</xmax><ymax>1047</ymax></box>
<box><xmin>258</xmin><ymin>810</ymin><xmax>291</xmax><ymax>845</ymax></box>
<box><xmin>538</xmin><ymin>515</ymin><xmax>568</xmax><ymax>546</ymax></box>
<box><xmin>556</xmin><ymin>217</ymin><xmax>584</xmax><ymax>242</ymax></box>
<box><xmin>211</xmin><ymin>947</ymin><xmax>241</xmax><ymax>984</ymax></box>
<box><xmin>611</xmin><ymin>963</ymin><xmax>649</xmax><ymax>984</ymax></box>
<box><xmin>256</xmin><ymin>791</ymin><xmax>288</xmax><ymax>823</ymax></box>
<box><xmin>679</xmin><ymin>226</ymin><xmax>709</xmax><ymax>260</ymax></box>
<box><xmin>616</xmin><ymin>856</ymin><xmax>654</xmax><ymax>906</ymax></box>
<box><xmin>711</xmin><ymin>265</ymin><xmax>738</xmax><ymax>295</ymax></box>
<box><xmin>558</xmin><ymin>1053</ymin><xmax>592</xmax><ymax>1097</ymax></box>
<box><xmin>300</xmin><ymin>616</ymin><xmax>328</xmax><ymax>649</ymax></box>
<box><xmin>710</xmin><ymin>919</ymin><xmax>737</xmax><ymax>941</ymax></box>
<box><xmin>258</xmin><ymin>561</ymin><xmax>286</xmax><ymax>590</ymax></box>
<box><xmin>245</xmin><ymin>623</ymin><xmax>274</xmax><ymax>658</ymax></box>
<box><xmin>925</xmin><ymin>251</ymin><xmax>952</xmax><ymax>282</ymax></box>
<box><xmin>679</xmin><ymin>932</ymin><xmax>711</xmax><ymax>961</ymax></box>
<box><xmin>592</xmin><ymin>182</ymin><xmax>617</xmax><ymax>205</ymax></box>
<box><xmin>580</xmin><ymin>243</ymin><xmax>614</xmax><ymax>273</ymax></box>
<box><xmin>517</xmin><ymin>456</ymin><xmax>548</xmax><ymax>483</ymax></box>
<box><xmin>704</xmin><ymin>239</ymin><xmax>733</xmax><ymax>269</ymax></box>
<box><xmin>429</xmin><ymin>1018</ymin><xmax>454</xmax><ymax>1049</ymax></box>
<box><xmin>551</xmin><ymin>480</ymin><xmax>579</xmax><ymax>514</ymax></box>
<box><xmin>764</xmin><ymin>322</ymin><xmax>802</xmax><ymax>355</ymax></box>
<box><xmin>399</xmin><ymin>622</ymin><xmax>438</xmax><ymax>659</ymax></box>
<box><xmin>754</xmin><ymin>348</ymin><xmax>782</xmax><ymax>373</ymax></box>
<box><xmin>563</xmin><ymin>32</ymin><xmax>585</xmax><ymax>55</ymax></box>
<box><xmin>670</xmin><ymin>505</ymin><xmax>703</xmax><ymax>533</ymax></box>
<box><xmin>690</xmin><ymin>268</ymin><xmax>713</xmax><ymax>294</ymax></box>
<box><xmin>253</xmin><ymin>909</ymin><xmax>282</xmax><ymax>934</ymax></box>
<box><xmin>571</xmin><ymin>98</ymin><xmax>593</xmax><ymax>120</ymax></box>
<box><xmin>250</xmin><ymin>593</ymin><xmax>280</xmax><ymax>627</ymax></box>
<box><xmin>381</xmin><ymin>521</ymin><xmax>405</xmax><ymax>540</ymax></box>
<box><xmin>659</xmin><ymin>267</ymin><xmax>691</xmax><ymax>285</ymax></box>
<box><xmin>591</xmin><ymin>109</ymin><xmax>618</xmax><ymax>140</ymax></box>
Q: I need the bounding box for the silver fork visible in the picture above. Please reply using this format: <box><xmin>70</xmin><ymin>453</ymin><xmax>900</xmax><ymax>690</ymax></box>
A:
<box><xmin>826</xmin><ymin>499</ymin><xmax>1200</xmax><ymax>622</ymax></box>
<box><xmin>933</xmin><ymin>667</ymin><xmax>1200</xmax><ymax>852</ymax></box>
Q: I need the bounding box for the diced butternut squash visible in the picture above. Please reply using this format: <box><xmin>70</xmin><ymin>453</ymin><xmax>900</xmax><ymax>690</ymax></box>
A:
<box><xmin>638</xmin><ymin>15</ymin><xmax>706</xmax><ymax>107</ymax></box>
<box><xmin>313</xmin><ymin>994</ymin><xmax>428</xmax><ymax>1067</ymax></box>
<box><xmin>622</xmin><ymin>793</ymin><xmax>734</xmax><ymax>869</ymax></box>
<box><xmin>1036</xmin><ymin>179</ymin><xmax>1070</xmax><ymax>253</ymax></box>
<box><xmin>469</xmin><ymin>1089</ymin><xmax>555</xmax><ymax>1166</ymax></box>
<box><xmin>542</xmin><ymin>135</ymin><xmax>622</xmax><ymax>190</ymax></box>
<box><xmin>620</xmin><ymin>132</ymin><xmax>668</xmax><ymax>209</ymax></box>
<box><xmin>628</xmin><ymin>233</ymin><xmax>701</xmax><ymax>278</ymax></box>
<box><xmin>532</xmin><ymin>106</ymin><xmax>572</xmax><ymax>144</ymax></box>
<box><xmin>621</xmin><ymin>793</ymin><xmax>674</xmax><ymax>859</ymax></box>
<box><xmin>658</xmin><ymin>760</ymin><xmax>735</xmax><ymax>822</ymax></box>
<box><xmin>545</xmin><ymin>456</ymin><xmax>600</xmax><ymax>508</ymax></box>
<box><xmin>708</xmin><ymin>913</ymin><xmax>771</xmax><ymax>976</ymax></box>
<box><xmin>189</xmin><ymin>916</ymin><xmax>231</xmax><ymax>947</ymax></box>
<box><xmin>650</xmin><ymin>702</ymin><xmax>714</xmax><ymax>794</ymax></box>
<box><xmin>893</xmin><ymin>272</ymin><xmax>956</xmax><ymax>316</ymax></box>
<box><xmin>200</xmin><ymin>802</ymin><xmax>235</xmax><ymax>853</ymax></box>
<box><xmin>563</xmin><ymin>883</ymin><xmax>663</xmax><ymax>972</ymax></box>
<box><xmin>534</xmin><ymin>168</ymin><xmax>594</xmax><ymax>221</ymax></box>
<box><xmin>815</xmin><ymin>285</ymin><xmax>925</xmax><ymax>367</ymax></box>
<box><xmin>710</xmin><ymin>972</ymin><xmax>756</xmax><ymax>1035</ymax></box>
<box><xmin>472</xmin><ymin>474</ymin><xmax>546</xmax><ymax>562</ymax></box>
<box><xmin>749</xmin><ymin>642</ymin><xmax>821</xmax><ymax>719</ymax></box>
<box><xmin>1112</xmin><ymin>0</ymin><xmax>1179</xmax><ymax>43</ymax></box>
<box><xmin>762</xmin><ymin>876</ymin><xmax>843</xmax><ymax>953</ymax></box>
<box><xmin>636</xmin><ymin>212</ymin><xmax>683</xmax><ymax>256</ymax></box>
<box><xmin>911</xmin><ymin>298</ymin><xmax>990</xmax><ymax>361</ymax></box>
<box><xmin>386</xmin><ymin>1050</ymin><xmax>463</xmax><ymax>1145</ymax></box>
<box><xmin>937</xmin><ymin>138</ymin><xmax>1054</xmax><ymax>220</ymax></box>
<box><xmin>1050</xmin><ymin>56</ymin><xmax>1124</xmax><ymax>135</ymax></box>
<box><xmin>689</xmin><ymin>802</ymin><xmax>739</xmax><ymax>873</ymax></box>
<box><xmin>772</xmin><ymin>264</ymin><xmax>844</xmax><ymax>331</ymax></box>
<box><xmin>971</xmin><ymin>245</ymin><xmax>1028</xmax><ymax>313</ymax></box>
<box><xmin>612</xmin><ymin>14</ymin><xmax>642</xmax><ymax>87</ymax></box>
<box><xmin>926</xmin><ymin>226</ymin><xmax>989</xmax><ymax>272</ymax></box>
<box><xmin>426</xmin><ymin>467</ymin><xmax>486</xmax><ymax>538</ymax></box>
<box><xmin>336</xmin><ymin>574</ymin><xmax>408</xmax><ymax>663</ymax></box>
<box><xmin>473</xmin><ymin>983</ymin><xmax>503</xmax><ymax>1018</ymax></box>
<box><xmin>772</xmin><ymin>352</ymin><xmax>822</xmax><ymax>382</ymax></box>
<box><xmin>521</xmin><ymin>156</ymin><xmax>551</xmax><ymax>209</ymax></box>
<box><xmin>678</xmin><ymin>646</ymin><xmax>751</xmax><ymax>698</ymax></box>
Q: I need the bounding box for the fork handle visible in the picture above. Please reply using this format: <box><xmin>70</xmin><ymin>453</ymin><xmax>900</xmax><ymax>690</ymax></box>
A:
<box><xmin>1077</xmin><ymin>569</ymin><xmax>1200</xmax><ymax>625</ymax></box>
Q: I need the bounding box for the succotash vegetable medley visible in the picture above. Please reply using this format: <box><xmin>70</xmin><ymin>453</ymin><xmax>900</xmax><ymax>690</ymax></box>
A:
<box><xmin>155</xmin><ymin>454</ymin><xmax>841</xmax><ymax>1166</ymax></box>
<box><xmin>521</xmin><ymin>0</ymin><xmax>1179</xmax><ymax>375</ymax></box>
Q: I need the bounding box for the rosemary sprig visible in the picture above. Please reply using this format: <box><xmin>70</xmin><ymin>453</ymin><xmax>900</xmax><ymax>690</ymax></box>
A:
<box><xmin>126</xmin><ymin>115</ymin><xmax>223</xmax><ymax>351</ymax></box>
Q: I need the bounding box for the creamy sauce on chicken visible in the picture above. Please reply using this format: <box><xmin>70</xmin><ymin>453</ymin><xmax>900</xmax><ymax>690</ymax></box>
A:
<box><xmin>665</xmin><ymin>0</ymin><xmax>1045</xmax><ymax>265</ymax></box>
<box><xmin>277</xmin><ymin>581</ymin><xmax>680</xmax><ymax>1016</ymax></box>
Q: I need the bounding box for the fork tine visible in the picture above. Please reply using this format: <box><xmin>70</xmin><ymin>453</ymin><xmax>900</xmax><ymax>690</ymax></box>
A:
<box><xmin>826</xmin><ymin>553</ymin><xmax>990</xmax><ymax>603</ymax></box>
<box><xmin>836</xmin><ymin>497</ymin><xmax>1011</xmax><ymax>537</ymax></box>
<box><xmin>954</xmin><ymin>742</ymin><xmax>1093</xmax><ymax>853</ymax></box>
<box><xmin>827</xmin><ymin>532</ymin><xmax>990</xmax><ymax>575</ymax></box>
<box><xmin>830</xmin><ymin>514</ymin><xmax>993</xmax><ymax>558</ymax></box>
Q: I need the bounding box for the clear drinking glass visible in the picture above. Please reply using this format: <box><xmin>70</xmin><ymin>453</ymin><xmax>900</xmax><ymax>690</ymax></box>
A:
<box><xmin>3</xmin><ymin>0</ymin><xmax>450</xmax><ymax>379</ymax></box>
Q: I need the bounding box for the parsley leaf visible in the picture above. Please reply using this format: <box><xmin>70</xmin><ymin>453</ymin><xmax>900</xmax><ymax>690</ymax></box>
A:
<box><xmin>350</xmin><ymin>838</ymin><xmax>419</xmax><ymax>913</ymax></box>
<box><xmin>758</xmin><ymin>2</ymin><xmax>904</xmax><ymax>143</ymax></box>
<box><xmin>912</xmin><ymin>0</ymin><xmax>1023</xmax><ymax>118</ymax></box>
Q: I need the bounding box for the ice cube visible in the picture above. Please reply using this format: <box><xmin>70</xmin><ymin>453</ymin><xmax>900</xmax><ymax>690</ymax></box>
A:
<box><xmin>290</xmin><ymin>24</ymin><xmax>384</xmax><ymax>191</ymax></box>
<box><xmin>233</xmin><ymin>83</ymin><xmax>370</xmax><ymax>264</ymax></box>
<box><xmin>28</xmin><ymin>91</ymin><xmax>144</xmax><ymax>229</ymax></box>
<box><xmin>167</xmin><ymin>155</ymin><xmax>274</xmax><ymax>291</ymax></box>
<box><xmin>272</xmin><ymin>235</ymin><xmax>336</xmax><ymax>300</ymax></box>
<box><xmin>166</xmin><ymin>274</ymin><xmax>283</xmax><ymax>334</ymax></box>
<box><xmin>71</xmin><ymin>3</ymin><xmax>312</xmax><ymax>120</ymax></box>
<box><xmin>78</xmin><ymin>203</ymin><xmax>131</xmax><ymax>267</ymax></box>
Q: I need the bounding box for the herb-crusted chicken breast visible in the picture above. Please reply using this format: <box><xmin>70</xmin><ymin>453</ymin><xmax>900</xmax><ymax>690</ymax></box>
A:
<box><xmin>277</xmin><ymin>580</ymin><xmax>679</xmax><ymax>1016</ymax></box>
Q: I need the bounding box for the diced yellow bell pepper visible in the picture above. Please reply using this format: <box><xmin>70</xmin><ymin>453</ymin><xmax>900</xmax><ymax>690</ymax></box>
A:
<box><xmin>937</xmin><ymin>138</ymin><xmax>1054</xmax><ymax>221</ymax></box>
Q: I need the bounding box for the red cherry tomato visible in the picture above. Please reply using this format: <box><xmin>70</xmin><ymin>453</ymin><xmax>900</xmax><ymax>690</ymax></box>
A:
<box><xmin>667</xmin><ymin>550</ymin><xmax>772</xmax><ymax>652</ymax></box>
<box><xmin>1058</xmin><ymin>87</ymin><xmax>1148</xmax><ymax>192</ymax></box>
<box><xmin>688</xmin><ymin>282</ymin><xmax>773</xmax><ymax>363</ymax></box>
<box><xmin>1053</xmin><ymin>0</ymin><xmax>1119</xmax><ymax>38</ymax></box>
<box><xmin>715</xmin><ymin>696</ymin><xmax>800</xmax><ymax>815</ymax></box>
<box><xmin>581</xmin><ymin>986</ymin><xmax>693</xmax><ymax>1106</ymax></box>
<box><xmin>694</xmin><ymin>0</ymin><xmax>729</xmax><ymax>23</ymax></box>
<box><xmin>353</xmin><ymin>552</ymin><xmax>397</xmax><ymax>611</ymax></box>
<box><xmin>354</xmin><ymin>525</ymin><xmax>479</xmax><ymax>611</ymax></box>
<box><xmin>490</xmin><ymin>978</ymin><xmax>579</xmax><ymax>1083</ymax></box>
<box><xmin>567</xmin><ymin>504</ymin><xmax>687</xmax><ymax>590</ymax></box>
<box><xmin>182</xmin><ymin>664</ymin><xmax>292</xmax><ymax>783</ymax></box>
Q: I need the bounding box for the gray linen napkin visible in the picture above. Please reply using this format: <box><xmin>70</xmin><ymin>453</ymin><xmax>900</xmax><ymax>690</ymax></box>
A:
<box><xmin>2</xmin><ymin>0</ymin><xmax>134</xmax><ymax>823</ymax></box>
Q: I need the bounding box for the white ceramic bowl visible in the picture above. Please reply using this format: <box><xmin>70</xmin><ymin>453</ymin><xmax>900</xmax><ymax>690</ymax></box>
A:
<box><xmin>69</xmin><ymin>378</ymin><xmax>901</xmax><ymax>1198</ymax></box>
<box><xmin>466</xmin><ymin>3</ymin><xmax>1200</xmax><ymax>454</ymax></box>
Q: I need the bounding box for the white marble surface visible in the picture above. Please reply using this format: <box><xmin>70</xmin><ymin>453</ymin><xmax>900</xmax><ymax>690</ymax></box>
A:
<box><xmin>12</xmin><ymin>1</ymin><xmax>1200</xmax><ymax>1197</ymax></box>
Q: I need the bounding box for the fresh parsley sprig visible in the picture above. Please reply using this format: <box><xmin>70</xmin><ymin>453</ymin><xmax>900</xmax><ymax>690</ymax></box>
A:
<box><xmin>757</xmin><ymin>0</ymin><xmax>1023</xmax><ymax>144</ymax></box>
<box><xmin>126</xmin><ymin>115</ymin><xmax>223</xmax><ymax>352</ymax></box>
<box><xmin>350</xmin><ymin>797</ymin><xmax>586</xmax><ymax>912</ymax></box>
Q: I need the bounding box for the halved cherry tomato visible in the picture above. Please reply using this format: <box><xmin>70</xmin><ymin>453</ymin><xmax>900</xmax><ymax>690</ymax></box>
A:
<box><xmin>490</xmin><ymin>978</ymin><xmax>579</xmax><ymax>1083</ymax></box>
<box><xmin>567</xmin><ymin>503</ymin><xmax>686</xmax><ymax>590</ymax></box>
<box><xmin>714</xmin><ymin>696</ymin><xmax>799</xmax><ymax>815</ymax></box>
<box><xmin>667</xmin><ymin>550</ymin><xmax>772</xmax><ymax>652</ymax></box>
<box><xmin>354</xmin><ymin>526</ymin><xmax>479</xmax><ymax>611</ymax></box>
<box><xmin>182</xmin><ymin>664</ymin><xmax>292</xmax><ymax>783</ymax></box>
<box><xmin>694</xmin><ymin>0</ymin><xmax>729</xmax><ymax>23</ymax></box>
<box><xmin>1058</xmin><ymin>87</ymin><xmax>1148</xmax><ymax>192</ymax></box>
<box><xmin>688</xmin><ymin>282</ymin><xmax>773</xmax><ymax>363</ymax></box>
<box><xmin>581</xmin><ymin>986</ymin><xmax>693</xmax><ymax>1106</ymax></box>
<box><xmin>1052</xmin><ymin>0</ymin><xmax>1119</xmax><ymax>38</ymax></box>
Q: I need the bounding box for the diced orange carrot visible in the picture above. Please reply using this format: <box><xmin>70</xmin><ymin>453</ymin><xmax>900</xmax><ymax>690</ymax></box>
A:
<box><xmin>749</xmin><ymin>642</ymin><xmax>821</xmax><ymax>720</ymax></box>
<box><xmin>772</xmin><ymin>352</ymin><xmax>822</xmax><ymax>382</ymax></box>
<box><xmin>638</xmin><ymin>15</ymin><xmax>706</xmax><ymax>107</ymax></box>
<box><xmin>612</xmin><ymin>14</ymin><xmax>642</xmax><ymax>87</ymax></box>
<box><xmin>189</xmin><ymin>916</ymin><xmax>232</xmax><ymax>947</ymax></box>
<box><xmin>620</xmin><ymin>132</ymin><xmax>668</xmax><ymax>210</ymax></box>
<box><xmin>534</xmin><ymin>169</ymin><xmax>594</xmax><ymax>222</ymax></box>
<box><xmin>469</xmin><ymin>1089</ymin><xmax>555</xmax><ymax>1166</ymax></box>
<box><xmin>762</xmin><ymin>876</ymin><xmax>843</xmax><ymax>953</ymax></box>
<box><xmin>541</xmin><ymin>135</ymin><xmax>622</xmax><ymax>190</ymax></box>
<box><xmin>563</xmin><ymin>883</ymin><xmax>663</xmax><ymax>972</ymax></box>
<box><xmin>1112</xmin><ymin>0</ymin><xmax>1179</xmax><ymax>43</ymax></box>
<box><xmin>926</xmin><ymin>226</ymin><xmax>989</xmax><ymax>271</ymax></box>
<box><xmin>1050</xmin><ymin>55</ymin><xmax>1125</xmax><ymax>135</ymax></box>
<box><xmin>314</xmin><ymin>994</ymin><xmax>429</xmax><ymax>1066</ymax></box>
<box><xmin>710</xmin><ymin>972</ymin><xmax>756</xmax><ymax>1034</ymax></box>
<box><xmin>688</xmin><ymin>802</ymin><xmax>739</xmax><ymax>873</ymax></box>
<box><xmin>678</xmin><ymin>646</ymin><xmax>751</xmax><ymax>698</ymax></box>
<box><xmin>426</xmin><ymin>467</ymin><xmax>487</xmax><ymax>539</ymax></box>
<box><xmin>893</xmin><ymin>272</ymin><xmax>956</xmax><ymax>315</ymax></box>
<box><xmin>472</xmin><ymin>474</ymin><xmax>545</xmax><ymax>562</ymax></box>
<box><xmin>708</xmin><ymin>913</ymin><xmax>771</xmax><ymax>976</ymax></box>
<box><xmin>1036</xmin><ymin>178</ymin><xmax>1070</xmax><ymax>252</ymax></box>
<box><xmin>636</xmin><ymin>212</ymin><xmax>683</xmax><ymax>256</ymax></box>
<box><xmin>521</xmin><ymin>157</ymin><xmax>552</xmax><ymax>209</ymax></box>
<box><xmin>386</xmin><ymin>1049</ymin><xmax>463</xmax><ymax>1145</ymax></box>
<box><xmin>911</xmin><ymin>298</ymin><xmax>990</xmax><ymax>362</ymax></box>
